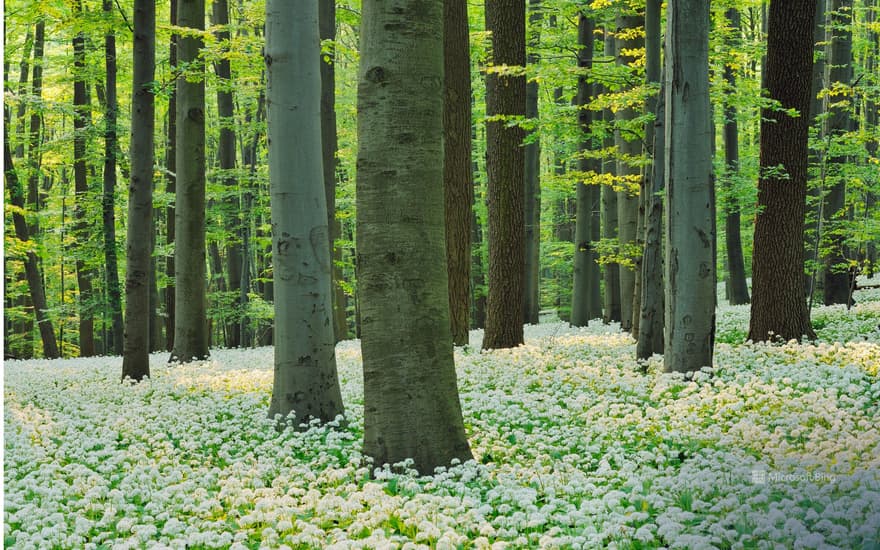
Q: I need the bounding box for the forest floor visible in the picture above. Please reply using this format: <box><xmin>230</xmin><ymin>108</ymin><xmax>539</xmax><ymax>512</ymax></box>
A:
<box><xmin>4</xmin><ymin>280</ymin><xmax>880</xmax><ymax>549</ymax></box>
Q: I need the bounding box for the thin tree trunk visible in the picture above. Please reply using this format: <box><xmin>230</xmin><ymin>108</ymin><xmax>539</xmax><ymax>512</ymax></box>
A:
<box><xmin>73</xmin><ymin>5</ymin><xmax>96</xmax><ymax>357</ymax></box>
<box><xmin>602</xmin><ymin>30</ymin><xmax>621</xmax><ymax>325</ymax></box>
<box><xmin>102</xmin><ymin>0</ymin><xmax>124</xmax><ymax>354</ymax></box>
<box><xmin>523</xmin><ymin>0</ymin><xmax>542</xmax><ymax>325</ymax></box>
<box><xmin>664</xmin><ymin>0</ymin><xmax>716</xmax><ymax>372</ymax></box>
<box><xmin>866</xmin><ymin>3</ymin><xmax>878</xmax><ymax>276</ymax></box>
<box><xmin>748</xmin><ymin>0</ymin><xmax>817</xmax><ymax>342</ymax></box>
<box><xmin>637</xmin><ymin>0</ymin><xmax>665</xmax><ymax>359</ymax></box>
<box><xmin>122</xmin><ymin>0</ymin><xmax>156</xmax><ymax>381</ymax></box>
<box><xmin>614</xmin><ymin>14</ymin><xmax>643</xmax><ymax>334</ymax></box>
<box><xmin>4</xmin><ymin>132</ymin><xmax>59</xmax><ymax>359</ymax></box>
<box><xmin>358</xmin><ymin>0</ymin><xmax>473</xmax><ymax>473</ymax></box>
<box><xmin>319</xmin><ymin>0</ymin><xmax>349</xmax><ymax>343</ymax></box>
<box><xmin>822</xmin><ymin>0</ymin><xmax>853</xmax><ymax>305</ymax></box>
<box><xmin>571</xmin><ymin>12</ymin><xmax>602</xmax><ymax>327</ymax></box>
<box><xmin>165</xmin><ymin>0</ymin><xmax>178</xmax><ymax>352</ymax></box>
<box><xmin>483</xmin><ymin>0</ymin><xmax>526</xmax><ymax>349</ymax></box>
<box><xmin>723</xmin><ymin>8</ymin><xmax>751</xmax><ymax>306</ymax></box>
<box><xmin>444</xmin><ymin>0</ymin><xmax>474</xmax><ymax>345</ymax></box>
<box><xmin>805</xmin><ymin>0</ymin><xmax>827</xmax><ymax>296</ymax></box>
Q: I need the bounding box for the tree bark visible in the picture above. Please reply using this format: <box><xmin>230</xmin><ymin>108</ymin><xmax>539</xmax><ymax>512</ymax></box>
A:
<box><xmin>523</xmin><ymin>0</ymin><xmax>542</xmax><ymax>326</ymax></box>
<box><xmin>165</xmin><ymin>0</ymin><xmax>178</xmax><ymax>352</ymax></box>
<box><xmin>722</xmin><ymin>8</ymin><xmax>751</xmax><ymax>306</ymax></box>
<box><xmin>483</xmin><ymin>0</ymin><xmax>526</xmax><ymax>349</ymax></box>
<box><xmin>170</xmin><ymin>0</ymin><xmax>210</xmax><ymax>363</ymax></box>
<box><xmin>805</xmin><ymin>0</ymin><xmax>827</xmax><ymax>297</ymax></box>
<box><xmin>212</xmin><ymin>0</ymin><xmax>243</xmax><ymax>348</ymax></box>
<box><xmin>357</xmin><ymin>0</ymin><xmax>473</xmax><ymax>473</ymax></box>
<box><xmin>571</xmin><ymin>12</ymin><xmax>602</xmax><ymax>327</ymax></box>
<box><xmin>122</xmin><ymin>0</ymin><xmax>156</xmax><ymax>381</ymax></box>
<box><xmin>664</xmin><ymin>0</ymin><xmax>716</xmax><ymax>372</ymax></box>
<box><xmin>822</xmin><ymin>0</ymin><xmax>853</xmax><ymax>306</ymax></box>
<box><xmin>4</xmin><ymin>131</ymin><xmax>59</xmax><ymax>359</ymax></box>
<box><xmin>601</xmin><ymin>30</ymin><xmax>621</xmax><ymax>325</ymax></box>
<box><xmin>319</xmin><ymin>1</ymin><xmax>349</xmax><ymax>343</ymax></box>
<box><xmin>637</xmin><ymin>0</ymin><xmax>665</xmax><ymax>359</ymax></box>
<box><xmin>102</xmin><ymin>0</ymin><xmax>124</xmax><ymax>355</ymax></box>
<box><xmin>73</xmin><ymin>4</ymin><xmax>96</xmax><ymax>357</ymax></box>
<box><xmin>614</xmin><ymin>14</ymin><xmax>643</xmax><ymax>334</ymax></box>
<box><xmin>444</xmin><ymin>0</ymin><xmax>474</xmax><ymax>345</ymax></box>
<box><xmin>265</xmin><ymin>0</ymin><xmax>345</xmax><ymax>425</ymax></box>
<box><xmin>749</xmin><ymin>0</ymin><xmax>817</xmax><ymax>342</ymax></box>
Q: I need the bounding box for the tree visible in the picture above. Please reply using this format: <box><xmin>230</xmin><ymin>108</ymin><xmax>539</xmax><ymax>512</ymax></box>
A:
<box><xmin>72</xmin><ymin>0</ymin><xmax>96</xmax><ymax>357</ymax></box>
<box><xmin>571</xmin><ymin>11</ymin><xmax>603</xmax><ymax>327</ymax></box>
<box><xmin>637</xmin><ymin>0</ymin><xmax>665</xmax><ymax>359</ymax></box>
<box><xmin>483</xmin><ymin>0</ymin><xmax>526</xmax><ymax>349</ymax></box>
<box><xmin>170</xmin><ymin>0</ymin><xmax>210</xmax><ymax>363</ymax></box>
<box><xmin>523</xmin><ymin>0</ymin><xmax>542</xmax><ymax>326</ymax></box>
<box><xmin>4</xmin><ymin>129</ymin><xmax>59</xmax><ymax>359</ymax></box>
<box><xmin>614</xmin><ymin>13</ymin><xmax>643</xmax><ymax>334</ymax></box>
<box><xmin>749</xmin><ymin>0</ymin><xmax>818</xmax><ymax>342</ymax></box>
<box><xmin>722</xmin><ymin>8</ymin><xmax>751</xmax><ymax>306</ymax></box>
<box><xmin>121</xmin><ymin>0</ymin><xmax>156</xmax><ymax>381</ymax></box>
<box><xmin>357</xmin><ymin>0</ymin><xmax>473</xmax><ymax>473</ymax></box>
<box><xmin>822</xmin><ymin>0</ymin><xmax>854</xmax><ymax>305</ymax></box>
<box><xmin>444</xmin><ymin>0</ymin><xmax>474</xmax><ymax>345</ymax></box>
<box><xmin>102</xmin><ymin>0</ymin><xmax>124</xmax><ymax>355</ymax></box>
<box><xmin>264</xmin><ymin>0</ymin><xmax>345</xmax><ymax>425</ymax></box>
<box><xmin>664</xmin><ymin>0</ymin><xmax>715</xmax><ymax>372</ymax></box>
<box><xmin>165</xmin><ymin>0</ymin><xmax>178</xmax><ymax>351</ymax></box>
<box><xmin>602</xmin><ymin>30</ymin><xmax>622</xmax><ymax>325</ymax></box>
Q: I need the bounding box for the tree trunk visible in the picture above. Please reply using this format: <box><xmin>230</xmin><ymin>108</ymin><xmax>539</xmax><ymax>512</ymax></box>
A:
<box><xmin>72</xmin><ymin>6</ymin><xmax>96</xmax><ymax>357</ymax></box>
<box><xmin>571</xmin><ymin>12</ymin><xmax>602</xmax><ymax>327</ymax></box>
<box><xmin>102</xmin><ymin>0</ymin><xmax>124</xmax><ymax>355</ymax></box>
<box><xmin>357</xmin><ymin>0</ymin><xmax>473</xmax><ymax>473</ymax></box>
<box><xmin>637</xmin><ymin>0</ymin><xmax>665</xmax><ymax>360</ymax></box>
<box><xmin>212</xmin><ymin>0</ymin><xmax>242</xmax><ymax>348</ymax></box>
<box><xmin>26</xmin><ymin>20</ymin><xmax>45</xmax><ymax>234</ymax></box>
<box><xmin>822</xmin><ymin>0</ymin><xmax>853</xmax><ymax>306</ymax></box>
<box><xmin>444</xmin><ymin>0</ymin><xmax>474</xmax><ymax>345</ymax></box>
<box><xmin>4</xmin><ymin>132</ymin><xmax>59</xmax><ymax>359</ymax></box>
<box><xmin>523</xmin><ymin>0</ymin><xmax>542</xmax><ymax>326</ymax></box>
<box><xmin>483</xmin><ymin>0</ymin><xmax>526</xmax><ymax>349</ymax></box>
<box><xmin>866</xmin><ymin>5</ymin><xmax>878</xmax><ymax>277</ymax></box>
<box><xmin>265</xmin><ymin>0</ymin><xmax>344</xmax><ymax>425</ymax></box>
<box><xmin>602</xmin><ymin>30</ymin><xmax>621</xmax><ymax>325</ymax></box>
<box><xmin>165</xmin><ymin>0</ymin><xmax>178</xmax><ymax>352</ymax></box>
<box><xmin>748</xmin><ymin>0</ymin><xmax>817</xmax><ymax>342</ymax></box>
<box><xmin>723</xmin><ymin>8</ymin><xmax>751</xmax><ymax>306</ymax></box>
<box><xmin>319</xmin><ymin>1</ymin><xmax>349</xmax><ymax>343</ymax></box>
<box><xmin>805</xmin><ymin>0</ymin><xmax>827</xmax><ymax>297</ymax></box>
<box><xmin>122</xmin><ymin>0</ymin><xmax>156</xmax><ymax>381</ymax></box>
<box><xmin>664</xmin><ymin>0</ymin><xmax>716</xmax><ymax>373</ymax></box>
<box><xmin>614</xmin><ymin>14</ymin><xmax>643</xmax><ymax>334</ymax></box>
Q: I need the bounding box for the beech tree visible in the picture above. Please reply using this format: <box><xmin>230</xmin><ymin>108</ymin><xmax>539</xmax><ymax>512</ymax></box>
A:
<box><xmin>264</xmin><ymin>0</ymin><xmax>345</xmax><ymax>425</ymax></box>
<box><xmin>483</xmin><ymin>0</ymin><xmax>526</xmax><ymax>349</ymax></box>
<box><xmin>749</xmin><ymin>0</ymin><xmax>818</xmax><ymax>342</ymax></box>
<box><xmin>664</xmin><ymin>0</ymin><xmax>716</xmax><ymax>373</ymax></box>
<box><xmin>121</xmin><ymin>0</ymin><xmax>156</xmax><ymax>382</ymax></box>
<box><xmin>170</xmin><ymin>0</ymin><xmax>210</xmax><ymax>363</ymax></box>
<box><xmin>357</xmin><ymin>0</ymin><xmax>473</xmax><ymax>473</ymax></box>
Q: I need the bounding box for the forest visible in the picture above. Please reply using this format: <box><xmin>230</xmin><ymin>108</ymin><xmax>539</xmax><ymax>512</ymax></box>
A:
<box><xmin>4</xmin><ymin>0</ymin><xmax>880</xmax><ymax>548</ymax></box>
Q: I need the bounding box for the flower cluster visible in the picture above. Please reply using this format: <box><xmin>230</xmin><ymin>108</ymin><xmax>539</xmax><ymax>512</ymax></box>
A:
<box><xmin>4</xmin><ymin>280</ymin><xmax>880</xmax><ymax>549</ymax></box>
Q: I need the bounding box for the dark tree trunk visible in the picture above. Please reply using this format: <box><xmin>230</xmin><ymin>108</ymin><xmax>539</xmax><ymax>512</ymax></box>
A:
<box><xmin>601</xmin><ymin>30</ymin><xmax>621</xmax><ymax>324</ymax></box>
<box><xmin>483</xmin><ymin>0</ymin><xmax>526</xmax><ymax>349</ymax></box>
<box><xmin>637</xmin><ymin>0</ymin><xmax>665</xmax><ymax>359</ymax></box>
<box><xmin>319</xmin><ymin>0</ymin><xmax>349</xmax><ymax>342</ymax></box>
<box><xmin>73</xmin><ymin>5</ymin><xmax>96</xmax><ymax>357</ymax></box>
<box><xmin>444</xmin><ymin>0</ymin><xmax>474</xmax><ymax>345</ymax></box>
<box><xmin>822</xmin><ymin>0</ymin><xmax>853</xmax><ymax>306</ymax></box>
<box><xmin>4</xmin><ymin>132</ymin><xmax>59</xmax><ymax>359</ymax></box>
<box><xmin>805</xmin><ymin>0</ymin><xmax>827</xmax><ymax>297</ymax></box>
<box><xmin>749</xmin><ymin>0</ymin><xmax>817</xmax><ymax>342</ymax></box>
<box><xmin>523</xmin><ymin>0</ymin><xmax>542</xmax><ymax>326</ymax></box>
<box><xmin>102</xmin><ymin>0</ymin><xmax>124</xmax><ymax>354</ymax></box>
<box><xmin>723</xmin><ymin>8</ymin><xmax>751</xmax><ymax>306</ymax></box>
<box><xmin>571</xmin><ymin>12</ymin><xmax>602</xmax><ymax>327</ymax></box>
<box><xmin>122</xmin><ymin>0</ymin><xmax>156</xmax><ymax>381</ymax></box>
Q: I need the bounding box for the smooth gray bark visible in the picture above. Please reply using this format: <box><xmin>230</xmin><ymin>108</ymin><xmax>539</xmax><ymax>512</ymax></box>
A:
<box><xmin>357</xmin><ymin>0</ymin><xmax>473</xmax><ymax>473</ymax></box>
<box><xmin>664</xmin><ymin>0</ymin><xmax>716</xmax><ymax>373</ymax></box>
<box><xmin>122</xmin><ymin>0</ymin><xmax>155</xmax><ymax>381</ymax></box>
<box><xmin>170</xmin><ymin>0</ymin><xmax>210</xmax><ymax>363</ymax></box>
<box><xmin>265</xmin><ymin>0</ymin><xmax>345</xmax><ymax>425</ymax></box>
